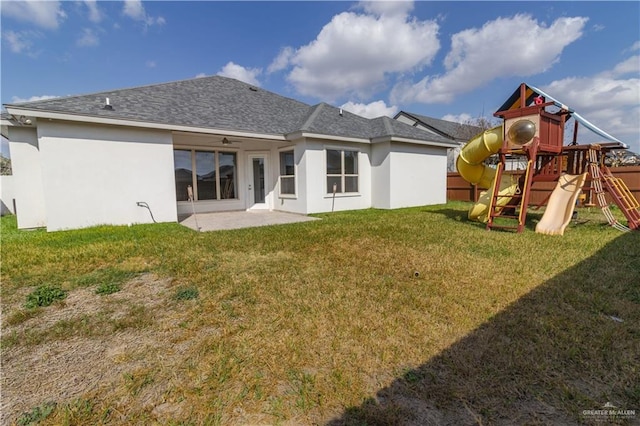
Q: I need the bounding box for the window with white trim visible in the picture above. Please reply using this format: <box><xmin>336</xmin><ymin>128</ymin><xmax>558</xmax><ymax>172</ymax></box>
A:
<box><xmin>174</xmin><ymin>149</ymin><xmax>237</xmax><ymax>201</ymax></box>
<box><xmin>326</xmin><ymin>149</ymin><xmax>358</xmax><ymax>194</ymax></box>
<box><xmin>279</xmin><ymin>150</ymin><xmax>295</xmax><ymax>195</ymax></box>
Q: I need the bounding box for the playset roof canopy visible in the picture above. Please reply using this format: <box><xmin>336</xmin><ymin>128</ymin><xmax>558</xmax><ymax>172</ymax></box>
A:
<box><xmin>495</xmin><ymin>83</ymin><xmax>626</xmax><ymax>148</ymax></box>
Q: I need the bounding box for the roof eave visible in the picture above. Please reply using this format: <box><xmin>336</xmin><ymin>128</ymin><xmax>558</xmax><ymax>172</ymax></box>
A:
<box><xmin>287</xmin><ymin>130</ymin><xmax>370</xmax><ymax>144</ymax></box>
<box><xmin>371</xmin><ymin>135</ymin><xmax>458</xmax><ymax>148</ymax></box>
<box><xmin>0</xmin><ymin>117</ymin><xmax>16</xmax><ymax>127</ymax></box>
<box><xmin>1</xmin><ymin>114</ymin><xmax>32</xmax><ymax>138</ymax></box>
<box><xmin>4</xmin><ymin>106</ymin><xmax>286</xmax><ymax>141</ymax></box>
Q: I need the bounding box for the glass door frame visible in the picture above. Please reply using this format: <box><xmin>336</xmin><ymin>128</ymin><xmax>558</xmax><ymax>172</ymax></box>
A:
<box><xmin>246</xmin><ymin>152</ymin><xmax>270</xmax><ymax>210</ymax></box>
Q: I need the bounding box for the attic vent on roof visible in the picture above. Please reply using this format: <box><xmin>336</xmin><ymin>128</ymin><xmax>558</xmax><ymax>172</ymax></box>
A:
<box><xmin>102</xmin><ymin>97</ymin><xmax>114</xmax><ymax>111</ymax></box>
<box><xmin>249</xmin><ymin>86</ymin><xmax>258</xmax><ymax>92</ymax></box>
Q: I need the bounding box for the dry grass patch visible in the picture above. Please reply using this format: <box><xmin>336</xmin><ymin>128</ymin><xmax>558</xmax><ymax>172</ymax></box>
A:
<box><xmin>0</xmin><ymin>273</ymin><xmax>196</xmax><ymax>424</ymax></box>
<box><xmin>1</xmin><ymin>205</ymin><xmax>638</xmax><ymax>425</ymax></box>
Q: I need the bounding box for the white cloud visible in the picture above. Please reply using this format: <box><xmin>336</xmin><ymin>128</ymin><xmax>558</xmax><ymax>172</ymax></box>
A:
<box><xmin>146</xmin><ymin>60</ymin><xmax>157</xmax><ymax>68</ymax></box>
<box><xmin>1</xmin><ymin>0</ymin><xmax>66</xmax><ymax>30</ymax></box>
<box><xmin>545</xmin><ymin>56</ymin><xmax>639</xmax><ymax>112</ymax></box>
<box><xmin>217</xmin><ymin>62</ymin><xmax>262</xmax><ymax>86</ymax></box>
<box><xmin>2</xmin><ymin>30</ymin><xmax>35</xmax><ymax>54</ymax></box>
<box><xmin>123</xmin><ymin>0</ymin><xmax>144</xmax><ymax>20</ymax></box>
<box><xmin>391</xmin><ymin>14</ymin><xmax>588</xmax><ymax>104</ymax></box>
<box><xmin>441</xmin><ymin>113</ymin><xmax>473</xmax><ymax>124</ymax></box>
<box><xmin>606</xmin><ymin>55</ymin><xmax>640</xmax><ymax>77</ymax></box>
<box><xmin>76</xmin><ymin>28</ymin><xmax>99</xmax><ymax>47</ymax></box>
<box><xmin>122</xmin><ymin>0</ymin><xmax>165</xmax><ymax>27</ymax></box>
<box><xmin>281</xmin><ymin>1</ymin><xmax>440</xmax><ymax>101</ymax></box>
<box><xmin>542</xmin><ymin>59</ymin><xmax>640</xmax><ymax>152</ymax></box>
<box><xmin>195</xmin><ymin>72</ymin><xmax>207</xmax><ymax>78</ymax></box>
<box><xmin>267</xmin><ymin>46</ymin><xmax>294</xmax><ymax>74</ymax></box>
<box><xmin>83</xmin><ymin>0</ymin><xmax>102</xmax><ymax>23</ymax></box>
<box><xmin>543</xmin><ymin>76</ymin><xmax>639</xmax><ymax>120</ymax></box>
<box><xmin>358</xmin><ymin>1</ymin><xmax>414</xmax><ymax>18</ymax></box>
<box><xmin>626</xmin><ymin>41</ymin><xmax>640</xmax><ymax>53</ymax></box>
<box><xmin>340</xmin><ymin>100</ymin><xmax>398</xmax><ymax>119</ymax></box>
<box><xmin>11</xmin><ymin>95</ymin><xmax>59</xmax><ymax>103</ymax></box>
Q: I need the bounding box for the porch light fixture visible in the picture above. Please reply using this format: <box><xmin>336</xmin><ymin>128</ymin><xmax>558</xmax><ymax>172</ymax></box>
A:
<box><xmin>17</xmin><ymin>115</ymin><xmax>32</xmax><ymax>125</ymax></box>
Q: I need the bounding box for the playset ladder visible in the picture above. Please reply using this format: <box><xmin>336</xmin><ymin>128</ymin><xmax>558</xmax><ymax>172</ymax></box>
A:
<box><xmin>587</xmin><ymin>148</ymin><xmax>637</xmax><ymax>232</ymax></box>
<box><xmin>486</xmin><ymin>159</ymin><xmax>534</xmax><ymax>232</ymax></box>
<box><xmin>600</xmin><ymin>166</ymin><xmax>640</xmax><ymax>230</ymax></box>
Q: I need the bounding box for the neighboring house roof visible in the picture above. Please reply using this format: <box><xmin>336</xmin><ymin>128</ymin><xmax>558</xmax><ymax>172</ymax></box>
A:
<box><xmin>3</xmin><ymin>76</ymin><xmax>458</xmax><ymax>148</ymax></box>
<box><xmin>370</xmin><ymin>115</ymin><xmax>457</xmax><ymax>142</ymax></box>
<box><xmin>394</xmin><ymin>111</ymin><xmax>482</xmax><ymax>142</ymax></box>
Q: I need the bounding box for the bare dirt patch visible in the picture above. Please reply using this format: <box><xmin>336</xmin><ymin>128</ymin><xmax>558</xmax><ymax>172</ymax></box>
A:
<box><xmin>1</xmin><ymin>273</ymin><xmax>199</xmax><ymax>425</ymax></box>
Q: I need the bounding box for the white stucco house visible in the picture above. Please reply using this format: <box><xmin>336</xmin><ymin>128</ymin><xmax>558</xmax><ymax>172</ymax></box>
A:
<box><xmin>394</xmin><ymin>111</ymin><xmax>482</xmax><ymax>172</ymax></box>
<box><xmin>1</xmin><ymin>76</ymin><xmax>458</xmax><ymax>231</ymax></box>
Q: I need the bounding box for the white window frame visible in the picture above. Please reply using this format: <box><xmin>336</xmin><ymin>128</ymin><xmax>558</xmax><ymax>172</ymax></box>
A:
<box><xmin>278</xmin><ymin>148</ymin><xmax>296</xmax><ymax>198</ymax></box>
<box><xmin>173</xmin><ymin>147</ymin><xmax>239</xmax><ymax>202</ymax></box>
<box><xmin>325</xmin><ymin>148</ymin><xmax>359</xmax><ymax>195</ymax></box>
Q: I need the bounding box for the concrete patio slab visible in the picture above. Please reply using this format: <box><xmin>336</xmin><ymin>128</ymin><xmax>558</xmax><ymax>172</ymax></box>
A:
<box><xmin>178</xmin><ymin>210</ymin><xmax>320</xmax><ymax>232</ymax></box>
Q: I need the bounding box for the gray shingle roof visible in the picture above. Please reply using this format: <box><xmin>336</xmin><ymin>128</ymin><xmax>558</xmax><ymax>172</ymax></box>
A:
<box><xmin>301</xmin><ymin>103</ymin><xmax>373</xmax><ymax>139</ymax></box>
<box><xmin>6</xmin><ymin>76</ymin><xmax>311</xmax><ymax>135</ymax></box>
<box><xmin>296</xmin><ymin>103</ymin><xmax>455</xmax><ymax>144</ymax></box>
<box><xmin>4</xmin><ymin>76</ymin><xmax>457</xmax><ymax>146</ymax></box>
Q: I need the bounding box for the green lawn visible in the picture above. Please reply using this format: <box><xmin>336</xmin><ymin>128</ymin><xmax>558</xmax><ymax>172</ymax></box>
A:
<box><xmin>1</xmin><ymin>202</ymin><xmax>638</xmax><ymax>425</ymax></box>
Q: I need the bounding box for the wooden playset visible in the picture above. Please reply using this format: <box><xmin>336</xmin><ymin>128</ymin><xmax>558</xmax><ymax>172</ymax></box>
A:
<box><xmin>457</xmin><ymin>83</ymin><xmax>639</xmax><ymax>234</ymax></box>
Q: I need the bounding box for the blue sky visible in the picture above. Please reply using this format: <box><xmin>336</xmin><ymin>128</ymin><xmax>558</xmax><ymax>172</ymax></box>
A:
<box><xmin>2</xmin><ymin>1</ymin><xmax>639</xmax><ymax>155</ymax></box>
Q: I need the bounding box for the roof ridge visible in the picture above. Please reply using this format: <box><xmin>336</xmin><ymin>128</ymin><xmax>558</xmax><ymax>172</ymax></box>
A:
<box><xmin>4</xmin><ymin>75</ymin><xmax>309</xmax><ymax>109</ymax></box>
<box><xmin>381</xmin><ymin>116</ymin><xmax>394</xmax><ymax>136</ymax></box>
<box><xmin>3</xmin><ymin>75</ymin><xmax>227</xmax><ymax>107</ymax></box>
<box><xmin>299</xmin><ymin>103</ymin><xmax>326</xmax><ymax>131</ymax></box>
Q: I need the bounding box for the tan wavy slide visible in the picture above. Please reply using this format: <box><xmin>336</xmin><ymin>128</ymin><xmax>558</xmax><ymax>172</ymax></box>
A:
<box><xmin>535</xmin><ymin>173</ymin><xmax>587</xmax><ymax>235</ymax></box>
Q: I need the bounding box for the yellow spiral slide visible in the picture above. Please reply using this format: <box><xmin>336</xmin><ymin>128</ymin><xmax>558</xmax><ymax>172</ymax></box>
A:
<box><xmin>456</xmin><ymin>126</ymin><xmax>520</xmax><ymax>222</ymax></box>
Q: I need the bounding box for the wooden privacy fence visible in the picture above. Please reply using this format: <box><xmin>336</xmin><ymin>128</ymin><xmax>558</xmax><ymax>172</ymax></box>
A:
<box><xmin>447</xmin><ymin>166</ymin><xmax>640</xmax><ymax>205</ymax></box>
